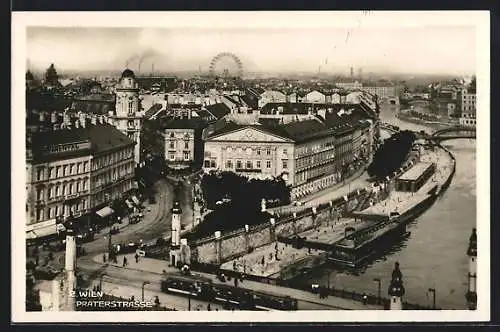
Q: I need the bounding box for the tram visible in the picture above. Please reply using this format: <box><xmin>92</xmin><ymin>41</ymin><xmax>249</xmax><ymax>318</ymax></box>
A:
<box><xmin>160</xmin><ymin>272</ymin><xmax>298</xmax><ymax>311</ymax></box>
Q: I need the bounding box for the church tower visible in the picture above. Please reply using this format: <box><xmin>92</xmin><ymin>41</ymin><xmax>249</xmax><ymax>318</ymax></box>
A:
<box><xmin>466</xmin><ymin>228</ymin><xmax>477</xmax><ymax>310</ymax></box>
<box><xmin>110</xmin><ymin>69</ymin><xmax>143</xmax><ymax>165</ymax></box>
<box><xmin>388</xmin><ymin>262</ymin><xmax>405</xmax><ymax>310</ymax></box>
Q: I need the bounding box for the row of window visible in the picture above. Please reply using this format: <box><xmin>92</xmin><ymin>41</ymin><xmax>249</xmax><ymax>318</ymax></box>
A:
<box><xmin>296</xmin><ymin>151</ymin><xmax>335</xmax><ymax>169</ymax></box>
<box><xmin>36</xmin><ymin>200</ymin><xmax>88</xmax><ymax>222</ymax></box>
<box><xmin>94</xmin><ymin>164</ymin><xmax>134</xmax><ymax>188</ymax></box>
<box><xmin>168</xmin><ymin>151</ymin><xmax>191</xmax><ymax>161</ymax></box>
<box><xmin>168</xmin><ymin>132</ymin><xmax>191</xmax><ymax>139</ymax></box>
<box><xmin>34</xmin><ymin>179</ymin><xmax>134</xmax><ymax>222</ymax></box>
<box><xmin>296</xmin><ymin>162</ymin><xmax>337</xmax><ymax>183</ymax></box>
<box><xmin>92</xmin><ymin>148</ymin><xmax>134</xmax><ymax>171</ymax></box>
<box><xmin>42</xmin><ymin>162</ymin><xmax>90</xmax><ymax>181</ymax></box>
<box><xmin>226</xmin><ymin>146</ymin><xmax>285</xmax><ymax>156</ymax></box>
<box><xmin>461</xmin><ymin>119</ymin><xmax>476</xmax><ymax>125</ymax></box>
<box><xmin>295</xmin><ymin>173</ymin><xmax>338</xmax><ymax>192</ymax></box>
<box><xmin>220</xmin><ymin>159</ymin><xmax>286</xmax><ymax>170</ymax></box>
<box><xmin>42</xmin><ymin>179</ymin><xmax>90</xmax><ymax>200</ymax></box>
<box><xmin>169</xmin><ymin>141</ymin><xmax>190</xmax><ymax>150</ymax></box>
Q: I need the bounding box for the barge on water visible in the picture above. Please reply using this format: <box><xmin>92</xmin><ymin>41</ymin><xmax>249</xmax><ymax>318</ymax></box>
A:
<box><xmin>328</xmin><ymin>160</ymin><xmax>443</xmax><ymax>268</ymax></box>
<box><xmin>328</xmin><ymin>191</ymin><xmax>437</xmax><ymax>267</ymax></box>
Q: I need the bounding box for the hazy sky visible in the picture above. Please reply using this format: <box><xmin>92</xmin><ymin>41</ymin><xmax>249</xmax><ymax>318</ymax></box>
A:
<box><xmin>26</xmin><ymin>25</ymin><xmax>477</xmax><ymax>75</ymax></box>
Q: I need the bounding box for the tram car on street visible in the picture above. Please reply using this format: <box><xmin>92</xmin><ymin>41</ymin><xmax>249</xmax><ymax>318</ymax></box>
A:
<box><xmin>160</xmin><ymin>272</ymin><xmax>298</xmax><ymax>311</ymax></box>
<box><xmin>161</xmin><ymin>272</ymin><xmax>213</xmax><ymax>298</ymax></box>
<box><xmin>250</xmin><ymin>290</ymin><xmax>298</xmax><ymax>311</ymax></box>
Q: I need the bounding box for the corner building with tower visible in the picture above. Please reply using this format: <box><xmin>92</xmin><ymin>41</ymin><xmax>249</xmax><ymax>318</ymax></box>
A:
<box><xmin>107</xmin><ymin>69</ymin><xmax>144</xmax><ymax>165</ymax></box>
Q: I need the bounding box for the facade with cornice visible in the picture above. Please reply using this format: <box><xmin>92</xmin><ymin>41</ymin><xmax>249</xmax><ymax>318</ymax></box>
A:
<box><xmin>203</xmin><ymin>105</ymin><xmax>375</xmax><ymax>200</ymax></box>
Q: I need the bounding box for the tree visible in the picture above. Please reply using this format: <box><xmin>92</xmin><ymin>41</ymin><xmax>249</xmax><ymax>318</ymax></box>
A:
<box><xmin>367</xmin><ymin>130</ymin><xmax>416</xmax><ymax>179</ymax></box>
<box><xmin>44</xmin><ymin>63</ymin><xmax>60</xmax><ymax>87</ymax></box>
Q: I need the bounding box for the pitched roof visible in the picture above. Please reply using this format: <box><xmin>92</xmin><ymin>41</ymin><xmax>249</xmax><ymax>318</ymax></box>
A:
<box><xmin>241</xmin><ymin>94</ymin><xmax>258</xmax><ymax>108</ymax></box>
<box><xmin>31</xmin><ymin>123</ymin><xmax>135</xmax><ymax>160</ymax></box>
<box><xmin>205</xmin><ymin>103</ymin><xmax>231</xmax><ymax>120</ymax></box>
<box><xmin>145</xmin><ymin>104</ymin><xmax>163</xmax><ymax>119</ymax></box>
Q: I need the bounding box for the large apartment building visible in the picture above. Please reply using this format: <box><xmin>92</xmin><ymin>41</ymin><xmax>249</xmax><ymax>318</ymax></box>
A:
<box><xmin>203</xmin><ymin>103</ymin><xmax>377</xmax><ymax>200</ymax></box>
<box><xmin>26</xmin><ymin>120</ymin><xmax>135</xmax><ymax>238</ymax></box>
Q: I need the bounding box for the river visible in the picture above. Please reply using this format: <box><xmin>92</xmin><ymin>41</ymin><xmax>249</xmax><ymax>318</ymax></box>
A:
<box><xmin>295</xmin><ymin>103</ymin><xmax>476</xmax><ymax>309</ymax></box>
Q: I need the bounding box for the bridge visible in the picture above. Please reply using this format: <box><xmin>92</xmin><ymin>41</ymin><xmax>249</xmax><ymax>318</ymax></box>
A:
<box><xmin>379</xmin><ymin>122</ymin><xmax>476</xmax><ymax>142</ymax></box>
<box><xmin>425</xmin><ymin>126</ymin><xmax>476</xmax><ymax>142</ymax></box>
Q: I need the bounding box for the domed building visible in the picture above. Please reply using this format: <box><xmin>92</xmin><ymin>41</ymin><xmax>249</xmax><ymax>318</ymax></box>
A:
<box><xmin>107</xmin><ymin>68</ymin><xmax>144</xmax><ymax>165</ymax></box>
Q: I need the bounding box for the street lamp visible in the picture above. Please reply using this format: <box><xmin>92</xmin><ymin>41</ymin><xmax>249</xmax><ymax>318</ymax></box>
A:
<box><xmin>99</xmin><ymin>274</ymin><xmax>107</xmax><ymax>291</ymax></box>
<box><xmin>142</xmin><ymin>281</ymin><xmax>150</xmax><ymax>301</ymax></box>
<box><xmin>428</xmin><ymin>288</ymin><xmax>436</xmax><ymax>309</ymax></box>
<box><xmin>373</xmin><ymin>278</ymin><xmax>381</xmax><ymax>305</ymax></box>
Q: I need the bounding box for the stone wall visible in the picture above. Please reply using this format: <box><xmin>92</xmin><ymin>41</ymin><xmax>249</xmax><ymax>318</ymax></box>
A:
<box><xmin>295</xmin><ymin>216</ymin><xmax>314</xmax><ymax>233</ymax></box>
<box><xmin>194</xmin><ymin>241</ymin><xmax>217</xmax><ymax>264</ymax></box>
<box><xmin>221</xmin><ymin>233</ymin><xmax>246</xmax><ymax>260</ymax></box>
<box><xmin>248</xmin><ymin>228</ymin><xmax>272</xmax><ymax>250</ymax></box>
<box><xmin>275</xmin><ymin>220</ymin><xmax>295</xmax><ymax>237</ymax></box>
<box><xmin>190</xmin><ymin>191</ymin><xmax>371</xmax><ymax>265</ymax></box>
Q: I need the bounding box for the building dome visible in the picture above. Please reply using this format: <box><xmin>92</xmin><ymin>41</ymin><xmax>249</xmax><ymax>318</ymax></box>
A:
<box><xmin>121</xmin><ymin>68</ymin><xmax>136</xmax><ymax>79</ymax></box>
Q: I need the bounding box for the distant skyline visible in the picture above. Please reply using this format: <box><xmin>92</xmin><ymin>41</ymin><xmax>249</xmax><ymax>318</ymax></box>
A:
<box><xmin>26</xmin><ymin>22</ymin><xmax>477</xmax><ymax>77</ymax></box>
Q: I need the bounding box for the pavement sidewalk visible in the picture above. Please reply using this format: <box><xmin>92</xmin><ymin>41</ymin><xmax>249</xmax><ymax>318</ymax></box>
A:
<box><xmin>92</xmin><ymin>254</ymin><xmax>383</xmax><ymax>310</ymax></box>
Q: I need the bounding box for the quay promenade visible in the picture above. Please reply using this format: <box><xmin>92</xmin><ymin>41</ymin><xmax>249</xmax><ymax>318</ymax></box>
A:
<box><xmin>92</xmin><ymin>254</ymin><xmax>383</xmax><ymax>310</ymax></box>
<box><xmin>217</xmin><ymin>144</ymin><xmax>455</xmax><ymax>280</ymax></box>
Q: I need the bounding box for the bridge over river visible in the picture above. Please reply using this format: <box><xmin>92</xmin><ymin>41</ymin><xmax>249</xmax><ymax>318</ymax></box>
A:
<box><xmin>380</xmin><ymin>122</ymin><xmax>476</xmax><ymax>142</ymax></box>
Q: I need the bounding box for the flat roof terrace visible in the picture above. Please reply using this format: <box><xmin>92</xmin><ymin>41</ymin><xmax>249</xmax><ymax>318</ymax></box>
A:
<box><xmin>398</xmin><ymin>162</ymin><xmax>434</xmax><ymax>181</ymax></box>
<box><xmin>296</xmin><ymin>218</ymin><xmax>375</xmax><ymax>245</ymax></box>
<box><xmin>351</xmin><ymin>191</ymin><xmax>428</xmax><ymax>218</ymax></box>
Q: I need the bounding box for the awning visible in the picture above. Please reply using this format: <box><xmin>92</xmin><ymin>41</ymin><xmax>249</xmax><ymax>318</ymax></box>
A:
<box><xmin>26</xmin><ymin>225</ymin><xmax>58</xmax><ymax>239</ymax></box>
<box><xmin>131</xmin><ymin>196</ymin><xmax>140</xmax><ymax>205</ymax></box>
<box><xmin>96</xmin><ymin>206</ymin><xmax>114</xmax><ymax>218</ymax></box>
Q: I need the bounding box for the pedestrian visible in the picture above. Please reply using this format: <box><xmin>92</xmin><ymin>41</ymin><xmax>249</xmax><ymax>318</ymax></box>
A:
<box><xmin>207</xmin><ymin>303</ymin><xmax>211</xmax><ymax>311</ymax></box>
<box><xmin>135</xmin><ymin>253</ymin><xmax>139</xmax><ymax>263</ymax></box>
<box><xmin>154</xmin><ymin>296</ymin><xmax>160</xmax><ymax>307</ymax></box>
<box><xmin>35</xmin><ymin>254</ymin><xmax>39</xmax><ymax>266</ymax></box>
<box><xmin>123</xmin><ymin>256</ymin><xmax>128</xmax><ymax>267</ymax></box>
<box><xmin>103</xmin><ymin>253</ymin><xmax>107</xmax><ymax>263</ymax></box>
<box><xmin>362</xmin><ymin>293</ymin><xmax>368</xmax><ymax>305</ymax></box>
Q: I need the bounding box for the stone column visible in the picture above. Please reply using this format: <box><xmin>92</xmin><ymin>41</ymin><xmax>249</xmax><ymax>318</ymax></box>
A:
<box><xmin>292</xmin><ymin>212</ymin><xmax>298</xmax><ymax>235</ymax></box>
<box><xmin>269</xmin><ymin>217</ymin><xmax>276</xmax><ymax>242</ymax></box>
<box><xmin>214</xmin><ymin>231</ymin><xmax>222</xmax><ymax>264</ymax></box>
<box><xmin>244</xmin><ymin>224</ymin><xmax>250</xmax><ymax>253</ymax></box>
<box><xmin>261</xmin><ymin>199</ymin><xmax>267</xmax><ymax>213</ymax></box>
<box><xmin>311</xmin><ymin>206</ymin><xmax>318</xmax><ymax>226</ymax></box>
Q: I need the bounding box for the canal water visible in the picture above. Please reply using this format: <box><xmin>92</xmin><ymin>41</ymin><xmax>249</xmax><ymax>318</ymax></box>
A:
<box><xmin>295</xmin><ymin>104</ymin><xmax>476</xmax><ymax>309</ymax></box>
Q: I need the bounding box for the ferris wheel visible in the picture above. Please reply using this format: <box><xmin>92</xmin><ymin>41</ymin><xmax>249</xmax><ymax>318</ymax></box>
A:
<box><xmin>208</xmin><ymin>52</ymin><xmax>243</xmax><ymax>78</ymax></box>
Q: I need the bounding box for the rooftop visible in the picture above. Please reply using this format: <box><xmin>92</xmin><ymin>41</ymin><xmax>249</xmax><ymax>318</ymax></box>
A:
<box><xmin>398</xmin><ymin>162</ymin><xmax>434</xmax><ymax>181</ymax></box>
<box><xmin>205</xmin><ymin>103</ymin><xmax>231</xmax><ymax>120</ymax></box>
<box><xmin>31</xmin><ymin>123</ymin><xmax>135</xmax><ymax>159</ymax></box>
